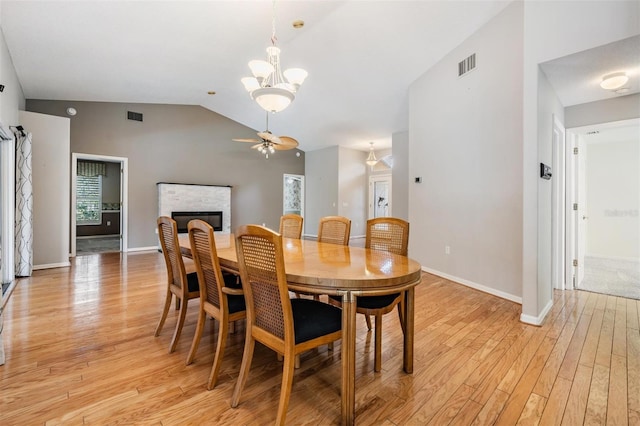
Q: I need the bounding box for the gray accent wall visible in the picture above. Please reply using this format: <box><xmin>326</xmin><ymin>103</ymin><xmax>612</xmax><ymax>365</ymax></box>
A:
<box><xmin>26</xmin><ymin>100</ymin><xmax>304</xmax><ymax>250</ymax></box>
<box><xmin>392</xmin><ymin>131</ymin><xmax>409</xmax><ymax>221</ymax></box>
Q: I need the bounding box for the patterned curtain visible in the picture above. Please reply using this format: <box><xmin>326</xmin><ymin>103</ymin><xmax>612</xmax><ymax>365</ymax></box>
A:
<box><xmin>15</xmin><ymin>131</ymin><xmax>33</xmax><ymax>277</ymax></box>
<box><xmin>77</xmin><ymin>160</ymin><xmax>106</xmax><ymax>177</ymax></box>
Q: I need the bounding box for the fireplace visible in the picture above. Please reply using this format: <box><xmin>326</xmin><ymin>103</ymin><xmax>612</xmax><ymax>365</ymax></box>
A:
<box><xmin>171</xmin><ymin>211</ymin><xmax>223</xmax><ymax>233</ymax></box>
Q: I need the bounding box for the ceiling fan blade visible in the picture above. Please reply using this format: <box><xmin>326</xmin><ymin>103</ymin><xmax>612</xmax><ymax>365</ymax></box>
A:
<box><xmin>278</xmin><ymin>136</ymin><xmax>299</xmax><ymax>148</ymax></box>
<box><xmin>233</xmin><ymin>138</ymin><xmax>260</xmax><ymax>143</ymax></box>
<box><xmin>251</xmin><ymin>143</ymin><xmax>264</xmax><ymax>150</ymax></box>
<box><xmin>257</xmin><ymin>132</ymin><xmax>282</xmax><ymax>145</ymax></box>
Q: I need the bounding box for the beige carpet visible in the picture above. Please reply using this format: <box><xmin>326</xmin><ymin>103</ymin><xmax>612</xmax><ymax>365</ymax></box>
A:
<box><xmin>579</xmin><ymin>256</ymin><xmax>640</xmax><ymax>300</ymax></box>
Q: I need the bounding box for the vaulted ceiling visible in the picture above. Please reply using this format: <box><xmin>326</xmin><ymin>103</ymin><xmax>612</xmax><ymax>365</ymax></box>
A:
<box><xmin>1</xmin><ymin>1</ymin><xmax>637</xmax><ymax>152</ymax></box>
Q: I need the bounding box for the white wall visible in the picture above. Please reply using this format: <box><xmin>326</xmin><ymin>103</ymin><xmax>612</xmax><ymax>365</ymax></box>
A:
<box><xmin>536</xmin><ymin>70</ymin><xmax>564</xmax><ymax>316</ymax></box>
<box><xmin>392</xmin><ymin>131</ymin><xmax>409</xmax><ymax>221</ymax></box>
<box><xmin>338</xmin><ymin>146</ymin><xmax>367</xmax><ymax>237</ymax></box>
<box><xmin>586</xmin><ymin>139</ymin><xmax>639</xmax><ymax>259</ymax></box>
<box><xmin>0</xmin><ymin>25</ymin><xmax>25</xmax><ymax>124</ymax></box>
<box><xmin>565</xmin><ymin>94</ymin><xmax>640</xmax><ymax>128</ymax></box>
<box><xmin>19</xmin><ymin>111</ymin><xmax>70</xmax><ymax>269</ymax></box>
<box><xmin>409</xmin><ymin>1</ymin><xmax>523</xmax><ymax>302</ymax></box>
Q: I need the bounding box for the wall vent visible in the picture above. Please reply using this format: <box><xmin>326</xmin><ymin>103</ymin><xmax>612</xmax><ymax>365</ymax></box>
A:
<box><xmin>458</xmin><ymin>53</ymin><xmax>476</xmax><ymax>77</ymax></box>
<box><xmin>127</xmin><ymin>111</ymin><xmax>143</xmax><ymax>122</ymax></box>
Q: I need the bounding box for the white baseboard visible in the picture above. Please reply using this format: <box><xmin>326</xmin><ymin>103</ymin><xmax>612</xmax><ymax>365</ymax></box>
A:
<box><xmin>33</xmin><ymin>261</ymin><xmax>71</xmax><ymax>271</ymax></box>
<box><xmin>520</xmin><ymin>299</ymin><xmax>553</xmax><ymax>326</ymax></box>
<box><xmin>127</xmin><ymin>246</ymin><xmax>159</xmax><ymax>253</ymax></box>
<box><xmin>421</xmin><ymin>266</ymin><xmax>523</xmax><ymax>304</ymax></box>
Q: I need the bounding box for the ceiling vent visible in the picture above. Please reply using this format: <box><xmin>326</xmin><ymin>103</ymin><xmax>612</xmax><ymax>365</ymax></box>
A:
<box><xmin>127</xmin><ymin>111</ymin><xmax>143</xmax><ymax>122</ymax></box>
<box><xmin>458</xmin><ymin>53</ymin><xmax>476</xmax><ymax>77</ymax></box>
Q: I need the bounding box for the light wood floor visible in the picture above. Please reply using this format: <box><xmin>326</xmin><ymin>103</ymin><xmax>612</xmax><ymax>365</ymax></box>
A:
<box><xmin>1</xmin><ymin>252</ymin><xmax>638</xmax><ymax>425</ymax></box>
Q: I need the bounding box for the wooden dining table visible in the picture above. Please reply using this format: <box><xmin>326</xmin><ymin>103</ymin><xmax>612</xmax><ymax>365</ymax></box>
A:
<box><xmin>179</xmin><ymin>232</ymin><xmax>422</xmax><ymax>425</ymax></box>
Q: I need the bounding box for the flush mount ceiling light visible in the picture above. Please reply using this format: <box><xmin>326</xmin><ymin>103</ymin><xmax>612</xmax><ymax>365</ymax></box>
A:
<box><xmin>241</xmin><ymin>0</ymin><xmax>308</xmax><ymax>113</ymax></box>
<box><xmin>600</xmin><ymin>72</ymin><xmax>629</xmax><ymax>90</ymax></box>
<box><xmin>366</xmin><ymin>142</ymin><xmax>378</xmax><ymax>167</ymax></box>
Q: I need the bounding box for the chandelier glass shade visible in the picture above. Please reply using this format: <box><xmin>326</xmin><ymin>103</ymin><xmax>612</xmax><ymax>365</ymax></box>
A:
<box><xmin>242</xmin><ymin>3</ymin><xmax>308</xmax><ymax>113</ymax></box>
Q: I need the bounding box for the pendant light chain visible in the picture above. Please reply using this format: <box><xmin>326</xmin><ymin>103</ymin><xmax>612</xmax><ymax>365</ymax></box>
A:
<box><xmin>270</xmin><ymin>0</ymin><xmax>277</xmax><ymax>46</ymax></box>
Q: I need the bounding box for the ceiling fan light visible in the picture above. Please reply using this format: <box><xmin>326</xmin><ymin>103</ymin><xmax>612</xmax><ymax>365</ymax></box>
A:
<box><xmin>600</xmin><ymin>72</ymin><xmax>629</xmax><ymax>90</ymax></box>
<box><xmin>284</xmin><ymin>68</ymin><xmax>308</xmax><ymax>89</ymax></box>
<box><xmin>252</xmin><ymin>87</ymin><xmax>294</xmax><ymax>113</ymax></box>
<box><xmin>241</xmin><ymin>77</ymin><xmax>260</xmax><ymax>92</ymax></box>
<box><xmin>248</xmin><ymin>60</ymin><xmax>274</xmax><ymax>80</ymax></box>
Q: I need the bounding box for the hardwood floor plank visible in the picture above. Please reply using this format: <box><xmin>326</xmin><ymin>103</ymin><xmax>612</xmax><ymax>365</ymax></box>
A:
<box><xmin>1</xmin><ymin>253</ymin><xmax>637</xmax><ymax>425</ymax></box>
<box><xmin>628</xmin><ymin>327</ymin><xmax>640</xmax><ymax>414</ymax></box>
<box><xmin>561</xmin><ymin>364</ymin><xmax>593</xmax><ymax>425</ymax></box>
<box><xmin>426</xmin><ymin>384</ymin><xmax>476</xmax><ymax>426</ymax></box>
<box><xmin>558</xmin><ymin>309</ymin><xmax>592</xmax><ymax>380</ymax></box>
<box><xmin>515</xmin><ymin>392</ymin><xmax>546</xmax><ymax>426</ymax></box>
<box><xmin>580</xmin><ymin>307</ymin><xmax>605</xmax><ymax>368</ymax></box>
<box><xmin>494</xmin><ymin>336</ymin><xmax>557</xmax><ymax>425</ymax></box>
<box><xmin>627</xmin><ymin>298</ymin><xmax>639</xmax><ymax>331</ymax></box>
<box><xmin>532</xmin><ymin>317</ymin><xmax>579</xmax><ymax>397</ymax></box>
<box><xmin>607</xmin><ymin>354</ymin><xmax>628</xmax><ymax>426</ymax></box>
<box><xmin>538</xmin><ymin>376</ymin><xmax>572</xmax><ymax>425</ymax></box>
<box><xmin>595</xmin><ymin>306</ymin><xmax>616</xmax><ymax>368</ymax></box>
<box><xmin>585</xmin><ymin>364</ymin><xmax>610</xmax><ymax>425</ymax></box>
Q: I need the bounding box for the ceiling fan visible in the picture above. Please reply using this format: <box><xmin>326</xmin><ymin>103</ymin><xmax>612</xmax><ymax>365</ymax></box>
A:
<box><xmin>233</xmin><ymin>114</ymin><xmax>298</xmax><ymax>157</ymax></box>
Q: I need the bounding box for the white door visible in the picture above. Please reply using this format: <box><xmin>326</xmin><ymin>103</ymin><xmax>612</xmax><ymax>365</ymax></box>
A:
<box><xmin>369</xmin><ymin>175</ymin><xmax>392</xmax><ymax>218</ymax></box>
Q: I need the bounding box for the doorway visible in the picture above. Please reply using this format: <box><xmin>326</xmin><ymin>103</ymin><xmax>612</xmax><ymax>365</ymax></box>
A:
<box><xmin>71</xmin><ymin>153</ymin><xmax>128</xmax><ymax>256</ymax></box>
<box><xmin>566</xmin><ymin>119</ymin><xmax>640</xmax><ymax>299</ymax></box>
<box><xmin>283</xmin><ymin>174</ymin><xmax>304</xmax><ymax>224</ymax></box>
<box><xmin>369</xmin><ymin>174</ymin><xmax>392</xmax><ymax>218</ymax></box>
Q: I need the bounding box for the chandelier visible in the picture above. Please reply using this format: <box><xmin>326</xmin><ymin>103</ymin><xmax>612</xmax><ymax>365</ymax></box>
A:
<box><xmin>241</xmin><ymin>0</ymin><xmax>308</xmax><ymax>113</ymax></box>
<box><xmin>366</xmin><ymin>142</ymin><xmax>378</xmax><ymax>167</ymax></box>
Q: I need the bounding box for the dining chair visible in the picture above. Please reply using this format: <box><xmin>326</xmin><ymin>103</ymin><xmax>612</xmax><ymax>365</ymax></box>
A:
<box><xmin>231</xmin><ymin>225</ymin><xmax>342</xmax><ymax>425</ymax></box>
<box><xmin>317</xmin><ymin>215</ymin><xmax>351</xmax><ymax>246</ymax></box>
<box><xmin>154</xmin><ymin>216</ymin><xmax>200</xmax><ymax>353</ymax></box>
<box><xmin>279</xmin><ymin>214</ymin><xmax>303</xmax><ymax>239</ymax></box>
<box><xmin>185</xmin><ymin>219</ymin><xmax>246</xmax><ymax>390</ymax></box>
<box><xmin>330</xmin><ymin>217</ymin><xmax>409</xmax><ymax>372</ymax></box>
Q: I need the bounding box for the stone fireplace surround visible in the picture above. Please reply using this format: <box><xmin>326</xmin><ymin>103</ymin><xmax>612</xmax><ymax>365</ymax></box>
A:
<box><xmin>157</xmin><ymin>182</ymin><xmax>231</xmax><ymax>233</ymax></box>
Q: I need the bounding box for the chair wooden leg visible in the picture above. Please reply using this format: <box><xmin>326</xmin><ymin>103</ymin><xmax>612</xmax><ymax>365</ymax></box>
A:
<box><xmin>294</xmin><ymin>355</ymin><xmax>300</xmax><ymax>369</ymax></box>
<box><xmin>397</xmin><ymin>299</ymin><xmax>406</xmax><ymax>334</ymax></box>
<box><xmin>231</xmin><ymin>332</ymin><xmax>255</xmax><ymax>408</ymax></box>
<box><xmin>365</xmin><ymin>314</ymin><xmax>372</xmax><ymax>330</ymax></box>
<box><xmin>276</xmin><ymin>350</ymin><xmax>296</xmax><ymax>425</ymax></box>
<box><xmin>207</xmin><ymin>318</ymin><xmax>228</xmax><ymax>390</ymax></box>
<box><xmin>154</xmin><ymin>290</ymin><xmax>172</xmax><ymax>337</ymax></box>
<box><xmin>185</xmin><ymin>306</ymin><xmax>206</xmax><ymax>365</ymax></box>
<box><xmin>277</xmin><ymin>353</ymin><xmax>283</xmax><ymax>362</ymax></box>
<box><xmin>374</xmin><ymin>314</ymin><xmax>382</xmax><ymax>372</ymax></box>
<box><xmin>168</xmin><ymin>297</ymin><xmax>187</xmax><ymax>353</ymax></box>
<box><xmin>175</xmin><ymin>297</ymin><xmax>181</xmax><ymax>310</ymax></box>
<box><xmin>229</xmin><ymin>320</ymin><xmax>236</xmax><ymax>334</ymax></box>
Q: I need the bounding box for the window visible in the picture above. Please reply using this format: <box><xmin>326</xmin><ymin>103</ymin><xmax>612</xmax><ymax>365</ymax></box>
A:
<box><xmin>77</xmin><ymin>175</ymin><xmax>102</xmax><ymax>225</ymax></box>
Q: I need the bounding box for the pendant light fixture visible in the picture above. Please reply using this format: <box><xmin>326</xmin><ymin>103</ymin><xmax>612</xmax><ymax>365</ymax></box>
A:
<box><xmin>366</xmin><ymin>142</ymin><xmax>378</xmax><ymax>167</ymax></box>
<box><xmin>241</xmin><ymin>0</ymin><xmax>308</xmax><ymax>113</ymax></box>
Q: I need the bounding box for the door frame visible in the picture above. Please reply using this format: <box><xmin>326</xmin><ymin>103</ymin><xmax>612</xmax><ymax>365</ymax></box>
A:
<box><xmin>551</xmin><ymin>115</ymin><xmax>566</xmax><ymax>289</ymax></box>
<box><xmin>71</xmin><ymin>153</ymin><xmax>128</xmax><ymax>256</ymax></box>
<box><xmin>283</xmin><ymin>173</ymin><xmax>305</xmax><ymax>216</ymax></box>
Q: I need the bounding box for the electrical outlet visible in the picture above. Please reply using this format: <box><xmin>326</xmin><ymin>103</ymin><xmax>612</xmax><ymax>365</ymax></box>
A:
<box><xmin>106</xmin><ymin>221</ymin><xmax>111</xmax><ymax>226</ymax></box>
<box><xmin>445</xmin><ymin>245</ymin><xmax>451</xmax><ymax>255</ymax></box>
